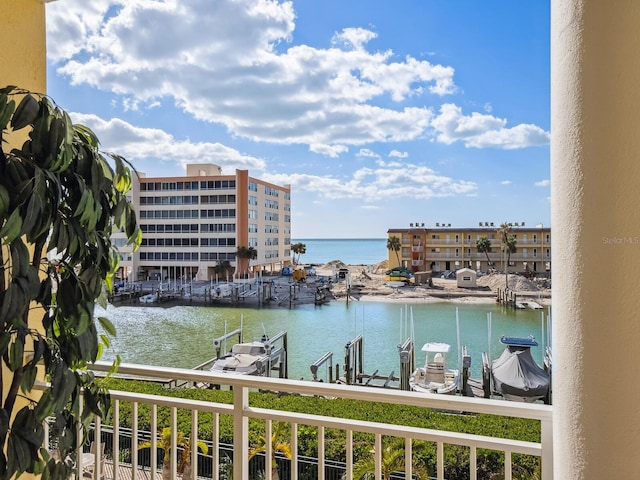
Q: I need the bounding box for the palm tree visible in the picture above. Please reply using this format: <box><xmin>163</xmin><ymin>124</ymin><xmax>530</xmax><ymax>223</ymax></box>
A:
<box><xmin>386</xmin><ymin>236</ymin><xmax>402</xmax><ymax>268</ymax></box>
<box><xmin>236</xmin><ymin>245</ymin><xmax>258</xmax><ymax>278</ymax></box>
<box><xmin>476</xmin><ymin>236</ymin><xmax>493</xmax><ymax>270</ymax></box>
<box><xmin>248</xmin><ymin>422</ymin><xmax>292</xmax><ymax>480</ymax></box>
<box><xmin>291</xmin><ymin>242</ymin><xmax>306</xmax><ymax>265</ymax></box>
<box><xmin>139</xmin><ymin>427</ymin><xmax>208</xmax><ymax>480</ymax></box>
<box><xmin>349</xmin><ymin>437</ymin><xmax>430</xmax><ymax>480</ymax></box>
<box><xmin>498</xmin><ymin>223</ymin><xmax>514</xmax><ymax>288</ymax></box>
<box><xmin>505</xmin><ymin>235</ymin><xmax>517</xmax><ymax>269</ymax></box>
<box><xmin>214</xmin><ymin>260</ymin><xmax>232</xmax><ymax>280</ymax></box>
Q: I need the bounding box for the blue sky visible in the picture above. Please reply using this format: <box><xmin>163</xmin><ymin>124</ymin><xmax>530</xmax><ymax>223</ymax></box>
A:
<box><xmin>45</xmin><ymin>0</ymin><xmax>550</xmax><ymax>238</ymax></box>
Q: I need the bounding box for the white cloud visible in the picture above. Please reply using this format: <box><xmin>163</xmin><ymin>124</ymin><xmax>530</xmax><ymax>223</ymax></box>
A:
<box><xmin>70</xmin><ymin>113</ymin><xmax>267</xmax><ymax>173</ymax></box>
<box><xmin>430</xmin><ymin>103</ymin><xmax>549</xmax><ymax>149</ymax></box>
<box><xmin>46</xmin><ymin>0</ymin><xmax>114</xmax><ymax>61</ymax></box>
<box><xmin>262</xmin><ymin>163</ymin><xmax>476</xmax><ymax>201</ymax></box>
<box><xmin>534</xmin><ymin>179</ymin><xmax>551</xmax><ymax>187</ymax></box>
<box><xmin>388</xmin><ymin>150</ymin><xmax>408</xmax><ymax>158</ymax></box>
<box><xmin>309</xmin><ymin>144</ymin><xmax>348</xmax><ymax>158</ymax></box>
<box><xmin>332</xmin><ymin>27</ymin><xmax>378</xmax><ymax>51</ymax></box>
<box><xmin>47</xmin><ymin>0</ymin><xmax>453</xmax><ymax>148</ymax></box>
<box><xmin>501</xmin><ymin>180</ymin><xmax>512</xmax><ymax>185</ymax></box>
<box><xmin>356</xmin><ymin>148</ymin><xmax>380</xmax><ymax>158</ymax></box>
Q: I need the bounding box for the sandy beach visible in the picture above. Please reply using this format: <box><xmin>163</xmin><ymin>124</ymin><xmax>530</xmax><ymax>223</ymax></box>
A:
<box><xmin>313</xmin><ymin>260</ymin><xmax>551</xmax><ymax>306</ymax></box>
<box><xmin>110</xmin><ymin>259</ymin><xmax>551</xmax><ymax>308</ymax></box>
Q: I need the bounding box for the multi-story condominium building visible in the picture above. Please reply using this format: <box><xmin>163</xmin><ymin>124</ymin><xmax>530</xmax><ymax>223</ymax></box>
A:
<box><xmin>112</xmin><ymin>164</ymin><xmax>291</xmax><ymax>282</ymax></box>
<box><xmin>387</xmin><ymin>222</ymin><xmax>551</xmax><ymax>275</ymax></box>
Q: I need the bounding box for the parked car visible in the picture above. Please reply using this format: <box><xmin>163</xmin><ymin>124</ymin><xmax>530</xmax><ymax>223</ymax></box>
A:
<box><xmin>304</xmin><ymin>266</ymin><xmax>316</xmax><ymax>276</ymax></box>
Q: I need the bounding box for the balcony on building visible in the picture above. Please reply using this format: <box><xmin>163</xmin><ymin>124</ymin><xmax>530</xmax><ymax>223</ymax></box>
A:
<box><xmin>67</xmin><ymin>361</ymin><xmax>553</xmax><ymax>480</ymax></box>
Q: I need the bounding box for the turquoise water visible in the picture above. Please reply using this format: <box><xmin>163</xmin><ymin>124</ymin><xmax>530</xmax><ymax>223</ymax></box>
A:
<box><xmin>98</xmin><ymin>239</ymin><xmax>550</xmax><ymax>381</ymax></box>
<box><xmin>291</xmin><ymin>238</ymin><xmax>386</xmax><ymax>265</ymax></box>
<box><xmin>96</xmin><ymin>301</ymin><xmax>550</xmax><ymax>380</ymax></box>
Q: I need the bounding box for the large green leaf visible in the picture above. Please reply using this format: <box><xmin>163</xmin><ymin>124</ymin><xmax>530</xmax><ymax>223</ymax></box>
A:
<box><xmin>10</xmin><ymin>93</ymin><xmax>39</xmax><ymax>130</ymax></box>
<box><xmin>0</xmin><ymin>86</ymin><xmax>141</xmax><ymax>478</ymax></box>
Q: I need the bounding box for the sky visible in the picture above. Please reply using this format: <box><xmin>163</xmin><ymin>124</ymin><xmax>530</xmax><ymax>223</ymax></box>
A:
<box><xmin>45</xmin><ymin>0</ymin><xmax>550</xmax><ymax>239</ymax></box>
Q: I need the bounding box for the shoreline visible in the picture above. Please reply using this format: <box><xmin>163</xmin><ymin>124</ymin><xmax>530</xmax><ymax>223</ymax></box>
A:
<box><xmin>109</xmin><ymin>262</ymin><xmax>551</xmax><ymax>309</ymax></box>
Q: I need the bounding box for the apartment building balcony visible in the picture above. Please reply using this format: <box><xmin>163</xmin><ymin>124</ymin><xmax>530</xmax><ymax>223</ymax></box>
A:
<box><xmin>411</xmin><ymin>245</ymin><xmax>423</xmax><ymax>252</ymax></box>
<box><xmin>68</xmin><ymin>362</ymin><xmax>552</xmax><ymax>480</ymax></box>
<box><xmin>423</xmin><ymin>239</ymin><xmax>462</xmax><ymax>245</ymax></box>
<box><xmin>411</xmin><ymin>259</ymin><xmax>424</xmax><ymax>266</ymax></box>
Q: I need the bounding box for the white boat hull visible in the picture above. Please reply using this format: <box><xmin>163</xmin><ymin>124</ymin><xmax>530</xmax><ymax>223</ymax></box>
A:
<box><xmin>409</xmin><ymin>367</ymin><xmax>459</xmax><ymax>395</ymax></box>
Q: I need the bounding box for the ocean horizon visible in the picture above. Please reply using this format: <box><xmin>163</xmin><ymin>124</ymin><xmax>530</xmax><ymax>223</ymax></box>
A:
<box><xmin>291</xmin><ymin>238</ymin><xmax>387</xmax><ymax>265</ymax></box>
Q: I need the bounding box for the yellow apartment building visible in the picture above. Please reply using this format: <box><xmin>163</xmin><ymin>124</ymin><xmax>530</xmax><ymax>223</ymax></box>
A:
<box><xmin>387</xmin><ymin>222</ymin><xmax>551</xmax><ymax>275</ymax></box>
<box><xmin>111</xmin><ymin>164</ymin><xmax>291</xmax><ymax>282</ymax></box>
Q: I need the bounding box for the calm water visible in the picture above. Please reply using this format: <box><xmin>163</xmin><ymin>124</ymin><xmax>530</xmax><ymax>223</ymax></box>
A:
<box><xmin>98</xmin><ymin>239</ymin><xmax>550</xmax><ymax>380</ymax></box>
<box><xmin>96</xmin><ymin>301</ymin><xmax>550</xmax><ymax>380</ymax></box>
<box><xmin>291</xmin><ymin>238</ymin><xmax>387</xmax><ymax>265</ymax></box>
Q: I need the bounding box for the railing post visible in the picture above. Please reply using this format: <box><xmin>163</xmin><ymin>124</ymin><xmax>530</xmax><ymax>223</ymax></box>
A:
<box><xmin>233</xmin><ymin>385</ymin><xmax>249</xmax><ymax>480</ymax></box>
<box><xmin>541</xmin><ymin>415</ymin><xmax>553</xmax><ymax>480</ymax></box>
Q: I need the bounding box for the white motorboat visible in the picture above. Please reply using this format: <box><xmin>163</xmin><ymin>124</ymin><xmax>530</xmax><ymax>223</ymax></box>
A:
<box><xmin>138</xmin><ymin>293</ymin><xmax>157</xmax><ymax>303</ymax></box>
<box><xmin>210</xmin><ymin>338</ymin><xmax>282</xmax><ymax>376</ymax></box>
<box><xmin>409</xmin><ymin>342</ymin><xmax>459</xmax><ymax>395</ymax></box>
<box><xmin>490</xmin><ymin>336</ymin><xmax>550</xmax><ymax>402</ymax></box>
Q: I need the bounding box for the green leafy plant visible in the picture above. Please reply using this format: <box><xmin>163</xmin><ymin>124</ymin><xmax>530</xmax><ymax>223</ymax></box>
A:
<box><xmin>138</xmin><ymin>427</ymin><xmax>208</xmax><ymax>479</ymax></box>
<box><xmin>0</xmin><ymin>86</ymin><xmax>140</xmax><ymax>480</ymax></box>
<box><xmin>249</xmin><ymin>422</ymin><xmax>292</xmax><ymax>480</ymax></box>
<box><xmin>348</xmin><ymin>437</ymin><xmax>431</xmax><ymax>480</ymax></box>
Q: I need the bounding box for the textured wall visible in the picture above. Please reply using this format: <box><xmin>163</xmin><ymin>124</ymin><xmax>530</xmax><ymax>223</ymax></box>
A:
<box><xmin>552</xmin><ymin>0</ymin><xmax>640</xmax><ymax>477</ymax></box>
<box><xmin>1</xmin><ymin>0</ymin><xmax>48</xmax><ymax>92</ymax></box>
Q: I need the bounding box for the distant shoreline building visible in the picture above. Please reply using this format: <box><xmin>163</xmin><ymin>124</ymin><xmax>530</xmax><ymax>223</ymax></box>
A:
<box><xmin>112</xmin><ymin>164</ymin><xmax>291</xmax><ymax>282</ymax></box>
<box><xmin>387</xmin><ymin>222</ymin><xmax>551</xmax><ymax>275</ymax></box>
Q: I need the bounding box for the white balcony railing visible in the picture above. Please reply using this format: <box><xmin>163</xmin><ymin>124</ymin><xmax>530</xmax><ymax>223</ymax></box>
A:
<box><xmin>68</xmin><ymin>362</ymin><xmax>553</xmax><ymax>480</ymax></box>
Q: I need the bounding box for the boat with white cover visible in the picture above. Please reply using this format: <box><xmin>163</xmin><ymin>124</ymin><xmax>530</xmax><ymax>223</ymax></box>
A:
<box><xmin>409</xmin><ymin>342</ymin><xmax>459</xmax><ymax>395</ymax></box>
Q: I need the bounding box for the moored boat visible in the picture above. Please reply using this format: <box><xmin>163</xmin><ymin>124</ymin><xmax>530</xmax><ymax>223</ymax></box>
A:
<box><xmin>490</xmin><ymin>336</ymin><xmax>550</xmax><ymax>402</ymax></box>
<box><xmin>210</xmin><ymin>337</ymin><xmax>282</xmax><ymax>376</ymax></box>
<box><xmin>409</xmin><ymin>342</ymin><xmax>459</xmax><ymax>394</ymax></box>
<box><xmin>384</xmin><ymin>267</ymin><xmax>415</xmax><ymax>284</ymax></box>
<box><xmin>139</xmin><ymin>293</ymin><xmax>158</xmax><ymax>303</ymax></box>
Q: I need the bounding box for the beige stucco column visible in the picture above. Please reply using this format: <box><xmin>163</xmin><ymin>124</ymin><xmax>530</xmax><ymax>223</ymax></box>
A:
<box><xmin>552</xmin><ymin>0</ymin><xmax>640</xmax><ymax>477</ymax></box>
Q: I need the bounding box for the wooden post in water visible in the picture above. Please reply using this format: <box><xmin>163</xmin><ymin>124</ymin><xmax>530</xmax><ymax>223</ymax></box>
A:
<box><xmin>398</xmin><ymin>337</ymin><xmax>414</xmax><ymax>391</ymax></box>
<box><xmin>344</xmin><ymin>342</ymin><xmax>352</xmax><ymax>384</ymax></box>
<box><xmin>461</xmin><ymin>345</ymin><xmax>471</xmax><ymax>395</ymax></box>
<box><xmin>357</xmin><ymin>336</ymin><xmax>364</xmax><ymax>384</ymax></box>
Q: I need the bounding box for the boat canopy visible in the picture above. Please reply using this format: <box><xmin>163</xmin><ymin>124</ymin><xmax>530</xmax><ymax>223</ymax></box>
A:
<box><xmin>499</xmin><ymin>336</ymin><xmax>538</xmax><ymax>347</ymax></box>
<box><xmin>231</xmin><ymin>342</ymin><xmax>266</xmax><ymax>355</ymax></box>
<box><xmin>421</xmin><ymin>342</ymin><xmax>451</xmax><ymax>353</ymax></box>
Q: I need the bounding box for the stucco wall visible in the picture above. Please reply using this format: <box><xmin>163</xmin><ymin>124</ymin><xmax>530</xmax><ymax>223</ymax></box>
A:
<box><xmin>1</xmin><ymin>0</ymin><xmax>48</xmax><ymax>93</ymax></box>
<box><xmin>552</xmin><ymin>0</ymin><xmax>640</xmax><ymax>477</ymax></box>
